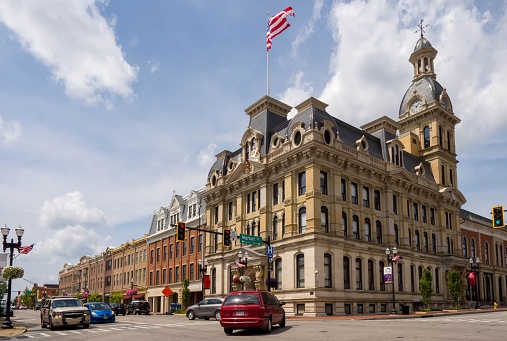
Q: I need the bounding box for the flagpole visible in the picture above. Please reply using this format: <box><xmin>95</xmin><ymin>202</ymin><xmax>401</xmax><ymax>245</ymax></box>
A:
<box><xmin>267</xmin><ymin>11</ymin><xmax>270</xmax><ymax>97</ymax></box>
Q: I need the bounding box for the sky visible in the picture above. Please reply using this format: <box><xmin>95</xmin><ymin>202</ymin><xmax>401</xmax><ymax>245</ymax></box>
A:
<box><xmin>0</xmin><ymin>0</ymin><xmax>506</xmax><ymax>293</ymax></box>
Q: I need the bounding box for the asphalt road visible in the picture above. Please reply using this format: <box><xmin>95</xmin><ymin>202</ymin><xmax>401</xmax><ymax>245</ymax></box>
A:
<box><xmin>3</xmin><ymin>309</ymin><xmax>507</xmax><ymax>341</ymax></box>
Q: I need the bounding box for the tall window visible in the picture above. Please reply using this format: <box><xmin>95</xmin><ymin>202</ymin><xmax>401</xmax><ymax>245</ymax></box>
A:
<box><xmin>341</xmin><ymin>179</ymin><xmax>347</xmax><ymax>200</ymax></box>
<box><xmin>435</xmin><ymin>268</ymin><xmax>440</xmax><ymax>294</ymax></box>
<box><xmin>353</xmin><ymin>215</ymin><xmax>359</xmax><ymax>240</ymax></box>
<box><xmin>432</xmin><ymin>234</ymin><xmax>437</xmax><ymax>254</ymax></box>
<box><xmin>422</xmin><ymin>205</ymin><xmax>427</xmax><ymax>223</ymax></box>
<box><xmin>343</xmin><ymin>257</ymin><xmax>350</xmax><ymax>289</ymax></box>
<box><xmin>163</xmin><ymin>246</ymin><xmax>167</xmax><ymax>261</ymax></box>
<box><xmin>423</xmin><ymin>126</ymin><xmax>430</xmax><ymax>148</ymax></box>
<box><xmin>273</xmin><ymin>216</ymin><xmax>279</xmax><ymax>241</ymax></box>
<box><xmin>298</xmin><ymin>171</ymin><xmax>306</xmax><ymax>195</ymax></box>
<box><xmin>374</xmin><ymin>190</ymin><xmax>381</xmax><ymax>210</ymax></box>
<box><xmin>485</xmin><ymin>242</ymin><xmax>490</xmax><ymax>265</ymax></box>
<box><xmin>299</xmin><ymin>207</ymin><xmax>307</xmax><ymax>234</ymax></box>
<box><xmin>252</xmin><ymin>191</ymin><xmax>257</xmax><ymax>212</ymax></box>
<box><xmin>376</xmin><ymin>221</ymin><xmax>382</xmax><ymax>244</ymax></box>
<box><xmin>320</xmin><ymin>171</ymin><xmax>328</xmax><ymax>195</ymax></box>
<box><xmin>364</xmin><ymin>218</ymin><xmax>371</xmax><ymax>242</ymax></box>
<box><xmin>321</xmin><ymin>206</ymin><xmax>329</xmax><ymax>233</ymax></box>
<box><xmin>363</xmin><ymin>186</ymin><xmax>370</xmax><ymax>207</ymax></box>
<box><xmin>410</xmin><ymin>265</ymin><xmax>415</xmax><ymax>292</ymax></box>
<box><xmin>394</xmin><ymin>224</ymin><xmax>399</xmax><ymax>246</ymax></box>
<box><xmin>351</xmin><ymin>183</ymin><xmax>358</xmax><ymax>204</ymax></box>
<box><xmin>211</xmin><ymin>268</ymin><xmax>217</xmax><ymax>294</ymax></box>
<box><xmin>324</xmin><ymin>253</ymin><xmax>332</xmax><ymax>288</ymax></box>
<box><xmin>198</xmin><ymin>234</ymin><xmax>203</xmax><ymax>253</ymax></box>
<box><xmin>393</xmin><ymin>194</ymin><xmax>398</xmax><ymax>214</ymax></box>
<box><xmin>415</xmin><ymin>230</ymin><xmax>420</xmax><ymax>251</ymax></box>
<box><xmin>273</xmin><ymin>183</ymin><xmax>279</xmax><ymax>205</ymax></box>
<box><xmin>252</xmin><ymin>222</ymin><xmax>257</xmax><ymax>237</ymax></box>
<box><xmin>342</xmin><ymin>212</ymin><xmax>348</xmax><ymax>237</ymax></box>
<box><xmin>189</xmin><ymin>264</ymin><xmax>194</xmax><ymax>281</ymax></box>
<box><xmin>471</xmin><ymin>239</ymin><xmax>476</xmax><ymax>258</ymax></box>
<box><xmin>296</xmin><ymin>254</ymin><xmax>305</xmax><ymax>288</ymax></box>
<box><xmin>430</xmin><ymin>208</ymin><xmax>435</xmax><ymax>225</ymax></box>
<box><xmin>368</xmin><ymin>260</ymin><xmax>374</xmax><ymax>290</ymax></box>
<box><xmin>462</xmin><ymin>237</ymin><xmax>468</xmax><ymax>258</ymax></box>
<box><xmin>379</xmin><ymin>261</ymin><xmax>386</xmax><ymax>291</ymax></box>
<box><xmin>190</xmin><ymin>237</ymin><xmax>195</xmax><ymax>254</ymax></box>
<box><xmin>413</xmin><ymin>203</ymin><xmax>419</xmax><ymax>221</ymax></box>
<box><xmin>275</xmin><ymin>258</ymin><xmax>282</xmax><ymax>290</ymax></box>
<box><xmin>356</xmin><ymin>258</ymin><xmax>363</xmax><ymax>290</ymax></box>
<box><xmin>228</xmin><ymin>201</ymin><xmax>233</xmax><ymax>220</ymax></box>
<box><xmin>424</xmin><ymin>232</ymin><xmax>428</xmax><ymax>252</ymax></box>
<box><xmin>397</xmin><ymin>263</ymin><xmax>403</xmax><ymax>292</ymax></box>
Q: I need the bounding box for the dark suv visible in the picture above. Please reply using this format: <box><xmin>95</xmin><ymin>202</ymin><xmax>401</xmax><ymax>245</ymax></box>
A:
<box><xmin>127</xmin><ymin>300</ymin><xmax>150</xmax><ymax>315</ymax></box>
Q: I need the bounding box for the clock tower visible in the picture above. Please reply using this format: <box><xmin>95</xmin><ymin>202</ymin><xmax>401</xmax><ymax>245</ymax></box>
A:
<box><xmin>397</xmin><ymin>26</ymin><xmax>460</xmax><ymax>191</ymax></box>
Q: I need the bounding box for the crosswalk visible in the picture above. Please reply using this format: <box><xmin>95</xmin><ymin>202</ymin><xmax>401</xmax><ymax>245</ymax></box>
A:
<box><xmin>2</xmin><ymin>321</ymin><xmax>212</xmax><ymax>340</ymax></box>
<box><xmin>411</xmin><ymin>317</ymin><xmax>507</xmax><ymax>324</ymax></box>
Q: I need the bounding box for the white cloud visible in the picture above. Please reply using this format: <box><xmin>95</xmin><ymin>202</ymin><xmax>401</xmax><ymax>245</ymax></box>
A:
<box><xmin>0</xmin><ymin>117</ymin><xmax>21</xmax><ymax>145</ymax></box>
<box><xmin>279</xmin><ymin>71</ymin><xmax>314</xmax><ymax>117</ymax></box>
<box><xmin>197</xmin><ymin>143</ymin><xmax>218</xmax><ymax>167</ymax></box>
<box><xmin>0</xmin><ymin>0</ymin><xmax>138</xmax><ymax>107</ymax></box>
<box><xmin>38</xmin><ymin>191</ymin><xmax>108</xmax><ymax>230</ymax></box>
<box><xmin>148</xmin><ymin>59</ymin><xmax>160</xmax><ymax>74</ymax></box>
<box><xmin>291</xmin><ymin>0</ymin><xmax>324</xmax><ymax>57</ymax></box>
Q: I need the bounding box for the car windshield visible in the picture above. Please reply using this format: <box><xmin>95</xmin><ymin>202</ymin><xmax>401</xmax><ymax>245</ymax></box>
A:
<box><xmin>52</xmin><ymin>299</ymin><xmax>83</xmax><ymax>308</ymax></box>
<box><xmin>223</xmin><ymin>294</ymin><xmax>260</xmax><ymax>306</ymax></box>
<box><xmin>88</xmin><ymin>303</ymin><xmax>109</xmax><ymax>310</ymax></box>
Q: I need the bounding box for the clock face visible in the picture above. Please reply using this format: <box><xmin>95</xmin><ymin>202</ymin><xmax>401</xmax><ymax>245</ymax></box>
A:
<box><xmin>410</xmin><ymin>99</ymin><xmax>422</xmax><ymax>114</ymax></box>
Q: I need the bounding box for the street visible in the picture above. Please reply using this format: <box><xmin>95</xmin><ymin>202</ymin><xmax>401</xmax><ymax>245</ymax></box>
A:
<box><xmin>3</xmin><ymin>309</ymin><xmax>507</xmax><ymax>341</ymax></box>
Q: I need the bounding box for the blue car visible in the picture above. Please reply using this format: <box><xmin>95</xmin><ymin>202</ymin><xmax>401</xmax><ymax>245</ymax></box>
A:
<box><xmin>84</xmin><ymin>302</ymin><xmax>115</xmax><ymax>323</ymax></box>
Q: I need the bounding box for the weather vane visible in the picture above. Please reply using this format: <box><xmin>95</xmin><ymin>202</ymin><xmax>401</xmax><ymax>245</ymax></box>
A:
<box><xmin>415</xmin><ymin>19</ymin><xmax>428</xmax><ymax>37</ymax></box>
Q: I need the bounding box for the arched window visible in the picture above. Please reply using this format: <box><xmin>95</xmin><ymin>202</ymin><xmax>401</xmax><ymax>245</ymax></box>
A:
<box><xmin>423</xmin><ymin>126</ymin><xmax>430</xmax><ymax>148</ymax></box>
<box><xmin>296</xmin><ymin>254</ymin><xmax>305</xmax><ymax>288</ymax></box>
<box><xmin>424</xmin><ymin>232</ymin><xmax>428</xmax><ymax>252</ymax></box>
<box><xmin>275</xmin><ymin>258</ymin><xmax>282</xmax><ymax>290</ymax></box>
<box><xmin>252</xmin><ymin>222</ymin><xmax>257</xmax><ymax>237</ymax></box>
<box><xmin>379</xmin><ymin>261</ymin><xmax>386</xmax><ymax>291</ymax></box>
<box><xmin>272</xmin><ymin>216</ymin><xmax>278</xmax><ymax>241</ymax></box>
<box><xmin>368</xmin><ymin>259</ymin><xmax>374</xmax><ymax>290</ymax></box>
<box><xmin>321</xmin><ymin>206</ymin><xmax>329</xmax><ymax>233</ymax></box>
<box><xmin>394</xmin><ymin>224</ymin><xmax>399</xmax><ymax>246</ymax></box>
<box><xmin>343</xmin><ymin>257</ymin><xmax>350</xmax><ymax>289</ymax></box>
<box><xmin>324</xmin><ymin>253</ymin><xmax>332</xmax><ymax>288</ymax></box>
<box><xmin>471</xmin><ymin>239</ymin><xmax>476</xmax><ymax>258</ymax></box>
<box><xmin>364</xmin><ymin>218</ymin><xmax>371</xmax><ymax>242</ymax></box>
<box><xmin>298</xmin><ymin>207</ymin><xmax>307</xmax><ymax>234</ymax></box>
<box><xmin>211</xmin><ymin>268</ymin><xmax>217</xmax><ymax>294</ymax></box>
<box><xmin>397</xmin><ymin>263</ymin><xmax>403</xmax><ymax>292</ymax></box>
<box><xmin>342</xmin><ymin>212</ymin><xmax>348</xmax><ymax>237</ymax></box>
<box><xmin>415</xmin><ymin>230</ymin><xmax>421</xmax><ymax>251</ymax></box>
<box><xmin>485</xmin><ymin>242</ymin><xmax>490</xmax><ymax>265</ymax></box>
<box><xmin>462</xmin><ymin>237</ymin><xmax>468</xmax><ymax>258</ymax></box>
<box><xmin>282</xmin><ymin>213</ymin><xmax>285</xmax><ymax>238</ymax></box>
<box><xmin>376</xmin><ymin>220</ymin><xmax>382</xmax><ymax>244</ymax></box>
<box><xmin>353</xmin><ymin>215</ymin><xmax>360</xmax><ymax>240</ymax></box>
<box><xmin>447</xmin><ymin>237</ymin><xmax>451</xmax><ymax>254</ymax></box>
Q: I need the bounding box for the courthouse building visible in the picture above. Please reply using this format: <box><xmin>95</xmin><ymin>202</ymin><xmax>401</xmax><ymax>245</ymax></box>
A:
<box><xmin>201</xmin><ymin>33</ymin><xmax>473</xmax><ymax>316</ymax></box>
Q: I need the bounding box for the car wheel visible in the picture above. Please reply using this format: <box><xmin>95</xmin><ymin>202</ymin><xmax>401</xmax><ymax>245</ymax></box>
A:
<box><xmin>279</xmin><ymin>314</ymin><xmax>286</xmax><ymax>328</ymax></box>
<box><xmin>49</xmin><ymin>317</ymin><xmax>55</xmax><ymax>331</ymax></box>
<box><xmin>264</xmin><ymin>317</ymin><xmax>272</xmax><ymax>334</ymax></box>
<box><xmin>187</xmin><ymin>310</ymin><xmax>195</xmax><ymax>320</ymax></box>
<box><xmin>214</xmin><ymin>310</ymin><xmax>221</xmax><ymax>321</ymax></box>
<box><xmin>123</xmin><ymin>313</ymin><xmax>126</xmax><ymax>316</ymax></box>
<box><xmin>224</xmin><ymin>328</ymin><xmax>233</xmax><ymax>335</ymax></box>
<box><xmin>41</xmin><ymin>317</ymin><xmax>47</xmax><ymax>328</ymax></box>
<box><xmin>204</xmin><ymin>317</ymin><xmax>210</xmax><ymax>320</ymax></box>
<box><xmin>83</xmin><ymin>323</ymin><xmax>90</xmax><ymax>329</ymax></box>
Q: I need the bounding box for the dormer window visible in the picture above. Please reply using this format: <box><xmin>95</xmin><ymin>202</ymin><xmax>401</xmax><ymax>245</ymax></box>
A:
<box><xmin>356</xmin><ymin>135</ymin><xmax>369</xmax><ymax>152</ymax></box>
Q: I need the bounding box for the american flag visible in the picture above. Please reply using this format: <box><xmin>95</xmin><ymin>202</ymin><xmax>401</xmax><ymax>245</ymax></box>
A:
<box><xmin>392</xmin><ymin>255</ymin><xmax>403</xmax><ymax>263</ymax></box>
<box><xmin>18</xmin><ymin>244</ymin><xmax>34</xmax><ymax>254</ymax></box>
<box><xmin>234</xmin><ymin>261</ymin><xmax>245</xmax><ymax>268</ymax></box>
<box><xmin>266</xmin><ymin>7</ymin><xmax>295</xmax><ymax>51</ymax></box>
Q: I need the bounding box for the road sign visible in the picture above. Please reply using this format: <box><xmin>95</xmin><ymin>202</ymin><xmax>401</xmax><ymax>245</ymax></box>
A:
<box><xmin>231</xmin><ymin>231</ymin><xmax>237</xmax><ymax>241</ymax></box>
<box><xmin>162</xmin><ymin>286</ymin><xmax>173</xmax><ymax>297</ymax></box>
<box><xmin>239</xmin><ymin>234</ymin><xmax>263</xmax><ymax>246</ymax></box>
<box><xmin>267</xmin><ymin>246</ymin><xmax>274</xmax><ymax>259</ymax></box>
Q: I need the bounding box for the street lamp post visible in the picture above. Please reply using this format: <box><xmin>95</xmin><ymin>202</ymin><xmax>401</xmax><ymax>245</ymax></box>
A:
<box><xmin>385</xmin><ymin>247</ymin><xmax>398</xmax><ymax>315</ymax></box>
<box><xmin>1</xmin><ymin>224</ymin><xmax>24</xmax><ymax>329</ymax></box>
<box><xmin>198</xmin><ymin>259</ymin><xmax>208</xmax><ymax>300</ymax></box>
<box><xmin>130</xmin><ymin>278</ymin><xmax>135</xmax><ymax>303</ymax></box>
<box><xmin>469</xmin><ymin>257</ymin><xmax>481</xmax><ymax>308</ymax></box>
<box><xmin>237</xmin><ymin>251</ymin><xmax>248</xmax><ymax>289</ymax></box>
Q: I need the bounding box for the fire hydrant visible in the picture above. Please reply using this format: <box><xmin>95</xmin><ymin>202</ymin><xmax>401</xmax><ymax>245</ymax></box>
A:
<box><xmin>494</xmin><ymin>301</ymin><xmax>498</xmax><ymax>309</ymax></box>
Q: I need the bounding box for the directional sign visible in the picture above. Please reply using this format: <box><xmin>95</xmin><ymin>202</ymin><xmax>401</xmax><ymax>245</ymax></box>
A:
<box><xmin>162</xmin><ymin>286</ymin><xmax>173</xmax><ymax>297</ymax></box>
<box><xmin>267</xmin><ymin>246</ymin><xmax>274</xmax><ymax>259</ymax></box>
<box><xmin>231</xmin><ymin>231</ymin><xmax>237</xmax><ymax>241</ymax></box>
<box><xmin>239</xmin><ymin>234</ymin><xmax>263</xmax><ymax>246</ymax></box>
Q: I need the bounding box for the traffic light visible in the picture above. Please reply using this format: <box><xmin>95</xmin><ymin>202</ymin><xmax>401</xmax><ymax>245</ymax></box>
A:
<box><xmin>177</xmin><ymin>222</ymin><xmax>186</xmax><ymax>241</ymax></box>
<box><xmin>492</xmin><ymin>205</ymin><xmax>505</xmax><ymax>228</ymax></box>
<box><xmin>223</xmin><ymin>228</ymin><xmax>231</xmax><ymax>247</ymax></box>
<box><xmin>17</xmin><ymin>291</ymin><xmax>20</xmax><ymax>295</ymax></box>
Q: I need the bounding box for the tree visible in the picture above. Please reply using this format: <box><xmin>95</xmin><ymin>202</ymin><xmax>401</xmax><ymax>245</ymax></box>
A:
<box><xmin>87</xmin><ymin>292</ymin><xmax>102</xmax><ymax>302</ymax></box>
<box><xmin>0</xmin><ymin>282</ymin><xmax>7</xmax><ymax>300</ymax></box>
<box><xmin>419</xmin><ymin>268</ymin><xmax>433</xmax><ymax>309</ymax></box>
<box><xmin>182</xmin><ymin>279</ymin><xmax>190</xmax><ymax>308</ymax></box>
<box><xmin>109</xmin><ymin>292</ymin><xmax>123</xmax><ymax>303</ymax></box>
<box><xmin>448</xmin><ymin>269</ymin><xmax>463</xmax><ymax>307</ymax></box>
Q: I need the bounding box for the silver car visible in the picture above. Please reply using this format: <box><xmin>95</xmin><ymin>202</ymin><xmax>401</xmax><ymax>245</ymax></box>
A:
<box><xmin>186</xmin><ymin>298</ymin><xmax>224</xmax><ymax>320</ymax></box>
<box><xmin>40</xmin><ymin>297</ymin><xmax>90</xmax><ymax>330</ymax></box>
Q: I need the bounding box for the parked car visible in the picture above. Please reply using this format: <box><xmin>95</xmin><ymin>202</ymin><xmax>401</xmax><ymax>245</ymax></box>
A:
<box><xmin>40</xmin><ymin>297</ymin><xmax>90</xmax><ymax>330</ymax></box>
<box><xmin>84</xmin><ymin>302</ymin><xmax>115</xmax><ymax>323</ymax></box>
<box><xmin>186</xmin><ymin>298</ymin><xmax>224</xmax><ymax>320</ymax></box>
<box><xmin>126</xmin><ymin>300</ymin><xmax>150</xmax><ymax>315</ymax></box>
<box><xmin>109</xmin><ymin>303</ymin><xmax>126</xmax><ymax>316</ymax></box>
<box><xmin>220</xmin><ymin>290</ymin><xmax>286</xmax><ymax>334</ymax></box>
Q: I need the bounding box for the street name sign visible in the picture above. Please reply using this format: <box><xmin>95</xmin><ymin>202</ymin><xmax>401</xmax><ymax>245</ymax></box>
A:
<box><xmin>239</xmin><ymin>234</ymin><xmax>263</xmax><ymax>246</ymax></box>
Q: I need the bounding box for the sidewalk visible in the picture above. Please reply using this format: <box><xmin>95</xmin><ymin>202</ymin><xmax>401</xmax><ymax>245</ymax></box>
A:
<box><xmin>0</xmin><ymin>325</ymin><xmax>27</xmax><ymax>338</ymax></box>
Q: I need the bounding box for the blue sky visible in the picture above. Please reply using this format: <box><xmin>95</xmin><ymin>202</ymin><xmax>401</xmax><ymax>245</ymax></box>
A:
<box><xmin>0</xmin><ymin>0</ymin><xmax>506</xmax><ymax>293</ymax></box>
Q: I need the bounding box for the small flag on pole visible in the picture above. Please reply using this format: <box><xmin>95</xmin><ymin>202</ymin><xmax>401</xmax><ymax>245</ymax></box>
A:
<box><xmin>18</xmin><ymin>244</ymin><xmax>34</xmax><ymax>254</ymax></box>
<box><xmin>266</xmin><ymin>7</ymin><xmax>295</xmax><ymax>51</ymax></box>
<box><xmin>234</xmin><ymin>261</ymin><xmax>245</xmax><ymax>268</ymax></box>
<box><xmin>392</xmin><ymin>255</ymin><xmax>403</xmax><ymax>263</ymax></box>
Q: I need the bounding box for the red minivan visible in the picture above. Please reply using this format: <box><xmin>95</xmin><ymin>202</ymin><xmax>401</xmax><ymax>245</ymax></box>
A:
<box><xmin>220</xmin><ymin>290</ymin><xmax>286</xmax><ymax>334</ymax></box>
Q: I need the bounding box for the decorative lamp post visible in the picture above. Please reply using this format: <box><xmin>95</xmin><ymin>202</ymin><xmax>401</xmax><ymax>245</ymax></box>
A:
<box><xmin>469</xmin><ymin>257</ymin><xmax>481</xmax><ymax>308</ymax></box>
<box><xmin>198</xmin><ymin>259</ymin><xmax>208</xmax><ymax>300</ymax></box>
<box><xmin>237</xmin><ymin>251</ymin><xmax>249</xmax><ymax>289</ymax></box>
<box><xmin>1</xmin><ymin>224</ymin><xmax>24</xmax><ymax>329</ymax></box>
<box><xmin>385</xmin><ymin>247</ymin><xmax>398</xmax><ymax>315</ymax></box>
